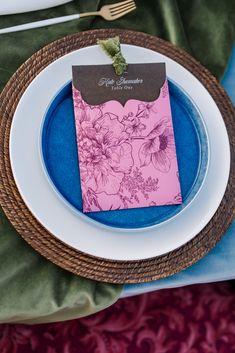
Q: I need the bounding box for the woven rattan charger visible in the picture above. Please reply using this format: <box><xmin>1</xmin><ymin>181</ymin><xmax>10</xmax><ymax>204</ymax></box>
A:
<box><xmin>0</xmin><ymin>29</ymin><xmax>234</xmax><ymax>283</ymax></box>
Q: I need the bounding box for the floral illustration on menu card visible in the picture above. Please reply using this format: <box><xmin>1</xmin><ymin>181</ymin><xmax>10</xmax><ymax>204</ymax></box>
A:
<box><xmin>72</xmin><ymin>80</ymin><xmax>182</xmax><ymax>212</ymax></box>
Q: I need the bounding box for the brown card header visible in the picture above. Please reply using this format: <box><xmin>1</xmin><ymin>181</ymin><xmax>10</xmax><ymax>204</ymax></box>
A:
<box><xmin>72</xmin><ymin>63</ymin><xmax>166</xmax><ymax>106</ymax></box>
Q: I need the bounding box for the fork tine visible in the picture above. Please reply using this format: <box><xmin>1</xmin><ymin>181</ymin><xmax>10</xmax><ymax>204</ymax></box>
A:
<box><xmin>110</xmin><ymin>2</ymin><xmax>135</xmax><ymax>14</ymax></box>
<box><xmin>108</xmin><ymin>0</ymin><xmax>135</xmax><ymax>10</ymax></box>
<box><xmin>111</xmin><ymin>5</ymin><xmax>136</xmax><ymax>18</ymax></box>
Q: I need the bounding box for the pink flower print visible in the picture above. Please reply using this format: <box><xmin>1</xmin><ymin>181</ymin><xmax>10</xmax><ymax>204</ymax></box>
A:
<box><xmin>77</xmin><ymin>109</ymin><xmax>134</xmax><ymax>197</ymax></box>
<box><xmin>161</xmin><ymin>80</ymin><xmax>169</xmax><ymax>98</ymax></box>
<box><xmin>98</xmin><ymin>113</ymin><xmax>129</xmax><ymax>144</ymax></box>
<box><xmin>72</xmin><ymin>87</ymin><xmax>89</xmax><ymax>110</ymax></box>
<box><xmin>122</xmin><ymin>113</ymin><xmax>146</xmax><ymax>136</ymax></box>
<box><xmin>174</xmin><ymin>193</ymin><xmax>182</xmax><ymax>203</ymax></box>
<box><xmin>136</xmin><ymin>102</ymin><xmax>158</xmax><ymax>119</ymax></box>
<box><xmin>72</xmin><ymin>82</ymin><xmax>181</xmax><ymax>212</ymax></box>
<box><xmin>138</xmin><ymin>117</ymin><xmax>176</xmax><ymax>173</ymax></box>
<box><xmin>79</xmin><ymin>106</ymin><xmax>103</xmax><ymax>130</ymax></box>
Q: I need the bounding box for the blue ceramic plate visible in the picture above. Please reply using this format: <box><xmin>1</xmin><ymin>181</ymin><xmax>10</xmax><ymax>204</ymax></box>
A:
<box><xmin>41</xmin><ymin>79</ymin><xmax>208</xmax><ymax>229</ymax></box>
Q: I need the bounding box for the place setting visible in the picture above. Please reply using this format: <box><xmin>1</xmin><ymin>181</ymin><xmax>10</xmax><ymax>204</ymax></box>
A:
<box><xmin>0</xmin><ymin>1</ymin><xmax>234</xmax><ymax>284</ymax></box>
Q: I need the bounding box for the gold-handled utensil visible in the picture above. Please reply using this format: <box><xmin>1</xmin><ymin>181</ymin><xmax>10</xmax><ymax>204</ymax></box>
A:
<box><xmin>0</xmin><ymin>0</ymin><xmax>136</xmax><ymax>34</ymax></box>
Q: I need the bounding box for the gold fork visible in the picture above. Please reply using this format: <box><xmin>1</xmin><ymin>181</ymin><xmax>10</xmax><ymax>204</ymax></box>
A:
<box><xmin>0</xmin><ymin>0</ymin><xmax>136</xmax><ymax>34</ymax></box>
<box><xmin>80</xmin><ymin>0</ymin><xmax>136</xmax><ymax>21</ymax></box>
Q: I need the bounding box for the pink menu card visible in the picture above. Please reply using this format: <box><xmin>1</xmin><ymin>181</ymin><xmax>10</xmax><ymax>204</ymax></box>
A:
<box><xmin>72</xmin><ymin>63</ymin><xmax>182</xmax><ymax>212</ymax></box>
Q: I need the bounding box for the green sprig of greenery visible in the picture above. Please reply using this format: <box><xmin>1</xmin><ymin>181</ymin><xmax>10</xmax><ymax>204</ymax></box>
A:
<box><xmin>97</xmin><ymin>36</ymin><xmax>127</xmax><ymax>75</ymax></box>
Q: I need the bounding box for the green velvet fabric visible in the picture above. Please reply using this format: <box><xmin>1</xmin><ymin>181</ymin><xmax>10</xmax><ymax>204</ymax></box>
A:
<box><xmin>0</xmin><ymin>0</ymin><xmax>234</xmax><ymax>324</ymax></box>
<box><xmin>0</xmin><ymin>212</ymin><xmax>122</xmax><ymax>324</ymax></box>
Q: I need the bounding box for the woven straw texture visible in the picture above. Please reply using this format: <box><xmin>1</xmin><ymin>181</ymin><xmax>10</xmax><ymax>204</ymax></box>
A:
<box><xmin>0</xmin><ymin>29</ymin><xmax>234</xmax><ymax>283</ymax></box>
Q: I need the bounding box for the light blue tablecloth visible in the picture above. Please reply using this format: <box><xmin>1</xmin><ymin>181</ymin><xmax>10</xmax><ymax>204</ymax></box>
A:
<box><xmin>122</xmin><ymin>45</ymin><xmax>235</xmax><ymax>297</ymax></box>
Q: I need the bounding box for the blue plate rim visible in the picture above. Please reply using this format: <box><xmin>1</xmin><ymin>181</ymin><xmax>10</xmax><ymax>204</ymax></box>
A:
<box><xmin>39</xmin><ymin>77</ymin><xmax>210</xmax><ymax>231</ymax></box>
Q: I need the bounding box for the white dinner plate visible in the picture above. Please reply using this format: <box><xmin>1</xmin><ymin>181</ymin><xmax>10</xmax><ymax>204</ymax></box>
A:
<box><xmin>9</xmin><ymin>44</ymin><xmax>230</xmax><ymax>261</ymax></box>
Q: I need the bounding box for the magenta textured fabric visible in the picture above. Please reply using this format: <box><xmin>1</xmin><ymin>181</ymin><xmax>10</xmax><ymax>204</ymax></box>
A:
<box><xmin>1</xmin><ymin>282</ymin><xmax>235</xmax><ymax>353</ymax></box>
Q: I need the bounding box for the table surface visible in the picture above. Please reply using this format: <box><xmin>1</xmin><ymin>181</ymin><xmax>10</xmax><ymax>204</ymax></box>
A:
<box><xmin>122</xmin><ymin>45</ymin><xmax>235</xmax><ymax>298</ymax></box>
